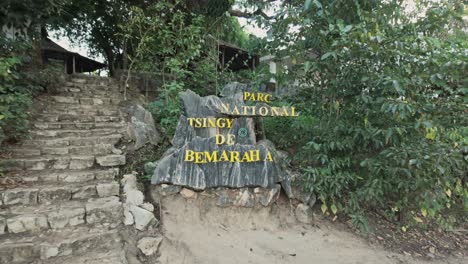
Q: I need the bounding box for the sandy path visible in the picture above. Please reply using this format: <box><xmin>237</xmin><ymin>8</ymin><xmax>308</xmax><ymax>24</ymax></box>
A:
<box><xmin>156</xmin><ymin>196</ymin><xmax>464</xmax><ymax>264</ymax></box>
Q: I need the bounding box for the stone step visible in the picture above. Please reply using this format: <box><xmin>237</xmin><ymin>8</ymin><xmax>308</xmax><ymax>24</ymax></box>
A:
<box><xmin>43</xmin><ymin>103</ymin><xmax>120</xmax><ymax>113</ymax></box>
<box><xmin>0</xmin><ymin>180</ymin><xmax>120</xmax><ymax>207</ymax></box>
<box><xmin>35</xmin><ymin>113</ymin><xmax>122</xmax><ymax>123</ymax></box>
<box><xmin>61</xmin><ymin>82</ymin><xmax>120</xmax><ymax>90</ymax></box>
<box><xmin>0</xmin><ymin>154</ymin><xmax>125</xmax><ymax>172</ymax></box>
<box><xmin>20</xmin><ymin>134</ymin><xmax>122</xmax><ymax>148</ymax></box>
<box><xmin>38</xmin><ymin>108</ymin><xmax>120</xmax><ymax>117</ymax></box>
<box><xmin>45</xmin><ymin>101</ymin><xmax>119</xmax><ymax>110</ymax></box>
<box><xmin>33</xmin><ymin>121</ymin><xmax>126</xmax><ymax>130</ymax></box>
<box><xmin>0</xmin><ymin>223</ymin><xmax>123</xmax><ymax>264</ymax></box>
<box><xmin>0</xmin><ymin>195</ymin><xmax>121</xmax><ymax>236</ymax></box>
<box><xmin>30</xmin><ymin>128</ymin><xmax>121</xmax><ymax>139</ymax></box>
<box><xmin>46</xmin><ymin>249</ymin><xmax>126</xmax><ymax>264</ymax></box>
<box><xmin>50</xmin><ymin>95</ymin><xmax>121</xmax><ymax>105</ymax></box>
<box><xmin>8</xmin><ymin>143</ymin><xmax>117</xmax><ymax>157</ymax></box>
<box><xmin>0</xmin><ymin>155</ymin><xmax>96</xmax><ymax>172</ymax></box>
<box><xmin>70</xmin><ymin>74</ymin><xmax>119</xmax><ymax>84</ymax></box>
<box><xmin>8</xmin><ymin>168</ymin><xmax>119</xmax><ymax>184</ymax></box>
<box><xmin>55</xmin><ymin>88</ymin><xmax>121</xmax><ymax>97</ymax></box>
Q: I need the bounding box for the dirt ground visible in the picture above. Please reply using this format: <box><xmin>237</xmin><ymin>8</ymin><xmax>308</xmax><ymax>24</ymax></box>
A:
<box><xmin>155</xmin><ymin>195</ymin><xmax>467</xmax><ymax>264</ymax></box>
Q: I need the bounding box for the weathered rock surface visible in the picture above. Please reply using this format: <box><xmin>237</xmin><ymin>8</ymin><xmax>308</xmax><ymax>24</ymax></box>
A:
<box><xmin>0</xmin><ymin>75</ymin><xmax>129</xmax><ymax>263</ymax></box>
<box><xmin>123</xmin><ymin>205</ymin><xmax>135</xmax><ymax>226</ymax></box>
<box><xmin>295</xmin><ymin>203</ymin><xmax>313</xmax><ymax>224</ymax></box>
<box><xmin>254</xmin><ymin>184</ymin><xmax>281</xmax><ymax>206</ymax></box>
<box><xmin>150</xmin><ymin>89</ymin><xmax>292</xmax><ymax>191</ymax></box>
<box><xmin>180</xmin><ymin>188</ymin><xmax>197</xmax><ymax>199</ymax></box>
<box><xmin>125</xmin><ymin>190</ymin><xmax>144</xmax><ymax>206</ymax></box>
<box><xmin>151</xmin><ymin>137</ymin><xmax>285</xmax><ymax>190</ymax></box>
<box><xmin>140</xmin><ymin>202</ymin><xmax>154</xmax><ymax>212</ymax></box>
<box><xmin>120</xmin><ymin>103</ymin><xmax>160</xmax><ymax>150</ymax></box>
<box><xmin>96</xmin><ymin>155</ymin><xmax>126</xmax><ymax>166</ymax></box>
<box><xmin>137</xmin><ymin>236</ymin><xmax>163</xmax><ymax>256</ymax></box>
<box><xmin>48</xmin><ymin>207</ymin><xmax>86</xmax><ymax>229</ymax></box>
<box><xmin>85</xmin><ymin>197</ymin><xmax>123</xmax><ymax>225</ymax></box>
<box><xmin>233</xmin><ymin>189</ymin><xmax>255</xmax><ymax>207</ymax></box>
<box><xmin>150</xmin><ymin>184</ymin><xmax>181</xmax><ymax>197</ymax></box>
<box><xmin>0</xmin><ymin>217</ymin><xmax>5</xmax><ymax>235</ymax></box>
<box><xmin>6</xmin><ymin>214</ymin><xmax>49</xmax><ymax>233</ymax></box>
<box><xmin>152</xmin><ymin>183</ymin><xmax>282</xmax><ymax>208</ymax></box>
<box><xmin>2</xmin><ymin>188</ymin><xmax>38</xmax><ymax>205</ymax></box>
<box><xmin>129</xmin><ymin>205</ymin><xmax>156</xmax><ymax>231</ymax></box>
<box><xmin>96</xmin><ymin>182</ymin><xmax>120</xmax><ymax>197</ymax></box>
<box><xmin>122</xmin><ymin>173</ymin><xmax>138</xmax><ymax>193</ymax></box>
<box><xmin>219</xmin><ymin>82</ymin><xmax>249</xmax><ymax>97</ymax></box>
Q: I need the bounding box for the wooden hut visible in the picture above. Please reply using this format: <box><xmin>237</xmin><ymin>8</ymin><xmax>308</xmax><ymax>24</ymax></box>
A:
<box><xmin>42</xmin><ymin>37</ymin><xmax>106</xmax><ymax>74</ymax></box>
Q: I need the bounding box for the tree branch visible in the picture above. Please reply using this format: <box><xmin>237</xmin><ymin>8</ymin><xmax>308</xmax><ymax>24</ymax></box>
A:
<box><xmin>229</xmin><ymin>9</ymin><xmax>274</xmax><ymax>20</ymax></box>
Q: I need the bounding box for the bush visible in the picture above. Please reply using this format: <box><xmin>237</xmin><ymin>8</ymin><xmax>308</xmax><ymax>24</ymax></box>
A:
<box><xmin>145</xmin><ymin>81</ymin><xmax>182</xmax><ymax>140</ymax></box>
<box><xmin>0</xmin><ymin>36</ymin><xmax>62</xmax><ymax>146</ymax></box>
<box><xmin>267</xmin><ymin>1</ymin><xmax>467</xmax><ymax>230</ymax></box>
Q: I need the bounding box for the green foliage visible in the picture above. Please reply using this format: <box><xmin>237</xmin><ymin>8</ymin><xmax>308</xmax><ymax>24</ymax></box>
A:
<box><xmin>50</xmin><ymin>0</ymin><xmax>131</xmax><ymax>75</ymax></box>
<box><xmin>0</xmin><ymin>0</ymin><xmax>63</xmax><ymax>35</ymax></box>
<box><xmin>145</xmin><ymin>81</ymin><xmax>182</xmax><ymax>139</ymax></box>
<box><xmin>119</xmin><ymin>0</ymin><xmax>222</xmax><ymax>134</ymax></box>
<box><xmin>119</xmin><ymin>0</ymin><xmax>216</xmax><ymax>92</ymax></box>
<box><xmin>265</xmin><ymin>0</ymin><xmax>467</xmax><ymax>230</ymax></box>
<box><xmin>0</xmin><ymin>38</ymin><xmax>34</xmax><ymax>145</ymax></box>
<box><xmin>0</xmin><ymin>37</ymin><xmax>62</xmax><ymax>146</ymax></box>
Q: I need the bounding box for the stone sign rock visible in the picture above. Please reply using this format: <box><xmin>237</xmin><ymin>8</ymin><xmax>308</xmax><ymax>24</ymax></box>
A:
<box><xmin>150</xmin><ymin>85</ymin><xmax>292</xmax><ymax>196</ymax></box>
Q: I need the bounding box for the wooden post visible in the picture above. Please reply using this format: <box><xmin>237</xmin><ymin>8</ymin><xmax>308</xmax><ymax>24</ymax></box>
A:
<box><xmin>64</xmin><ymin>58</ymin><xmax>67</xmax><ymax>73</ymax></box>
<box><xmin>72</xmin><ymin>55</ymin><xmax>76</xmax><ymax>73</ymax></box>
<box><xmin>221</xmin><ymin>47</ymin><xmax>225</xmax><ymax>72</ymax></box>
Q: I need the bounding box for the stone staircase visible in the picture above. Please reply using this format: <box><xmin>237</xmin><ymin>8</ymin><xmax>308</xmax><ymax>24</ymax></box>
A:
<box><xmin>0</xmin><ymin>75</ymin><xmax>129</xmax><ymax>264</ymax></box>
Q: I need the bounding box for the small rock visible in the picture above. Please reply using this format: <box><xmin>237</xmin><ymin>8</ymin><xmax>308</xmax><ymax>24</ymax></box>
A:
<box><xmin>308</xmin><ymin>193</ymin><xmax>317</xmax><ymax>208</ymax></box>
<box><xmin>140</xmin><ymin>202</ymin><xmax>154</xmax><ymax>212</ymax></box>
<box><xmin>216</xmin><ymin>189</ymin><xmax>233</xmax><ymax>207</ymax></box>
<box><xmin>180</xmin><ymin>188</ymin><xmax>197</xmax><ymax>199</ymax></box>
<box><xmin>96</xmin><ymin>155</ymin><xmax>126</xmax><ymax>166</ymax></box>
<box><xmin>122</xmin><ymin>174</ymin><xmax>138</xmax><ymax>194</ymax></box>
<box><xmin>233</xmin><ymin>189</ymin><xmax>255</xmax><ymax>207</ymax></box>
<box><xmin>7</xmin><ymin>215</ymin><xmax>48</xmax><ymax>233</ymax></box>
<box><xmin>295</xmin><ymin>203</ymin><xmax>313</xmax><ymax>224</ymax></box>
<box><xmin>0</xmin><ymin>217</ymin><xmax>6</xmax><ymax>235</ymax></box>
<box><xmin>129</xmin><ymin>205</ymin><xmax>156</xmax><ymax>231</ymax></box>
<box><xmin>69</xmin><ymin>158</ymin><xmax>94</xmax><ymax>170</ymax></box>
<box><xmin>150</xmin><ymin>184</ymin><xmax>181</xmax><ymax>197</ymax></box>
<box><xmin>96</xmin><ymin>182</ymin><xmax>120</xmax><ymax>197</ymax></box>
<box><xmin>112</xmin><ymin>147</ymin><xmax>123</xmax><ymax>155</ymax></box>
<box><xmin>2</xmin><ymin>188</ymin><xmax>38</xmax><ymax>205</ymax></box>
<box><xmin>42</xmin><ymin>247</ymin><xmax>59</xmax><ymax>259</ymax></box>
<box><xmin>255</xmin><ymin>184</ymin><xmax>281</xmax><ymax>206</ymax></box>
<box><xmin>125</xmin><ymin>190</ymin><xmax>144</xmax><ymax>205</ymax></box>
<box><xmin>48</xmin><ymin>207</ymin><xmax>85</xmax><ymax>228</ymax></box>
<box><xmin>85</xmin><ymin>197</ymin><xmax>122</xmax><ymax>225</ymax></box>
<box><xmin>137</xmin><ymin>236</ymin><xmax>163</xmax><ymax>256</ymax></box>
<box><xmin>216</xmin><ymin>195</ymin><xmax>232</xmax><ymax>207</ymax></box>
<box><xmin>123</xmin><ymin>205</ymin><xmax>134</xmax><ymax>225</ymax></box>
<box><xmin>121</xmin><ymin>103</ymin><xmax>160</xmax><ymax>150</ymax></box>
<box><xmin>291</xmin><ymin>186</ymin><xmax>313</xmax><ymax>204</ymax></box>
